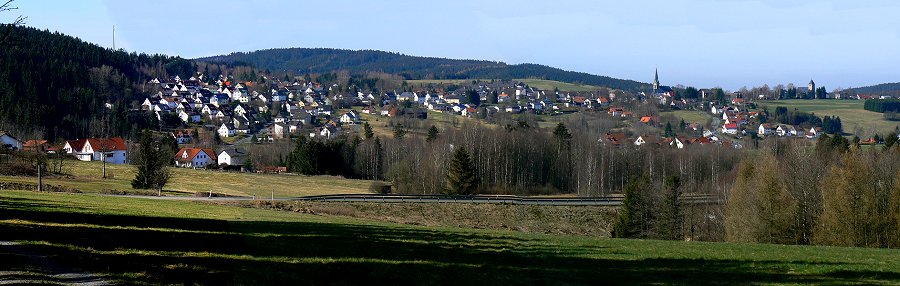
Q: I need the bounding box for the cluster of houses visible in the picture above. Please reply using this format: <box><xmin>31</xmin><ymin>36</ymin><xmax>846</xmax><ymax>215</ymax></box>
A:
<box><xmin>601</xmin><ymin>132</ymin><xmax>737</xmax><ymax>149</ymax></box>
<box><xmin>709</xmin><ymin>103</ymin><xmax>824</xmax><ymax>139</ymax></box>
<box><xmin>142</xmin><ymin>75</ymin><xmax>358</xmax><ymax>140</ymax></box>
<box><xmin>373</xmin><ymin>82</ymin><xmax>622</xmax><ymax>118</ymax></box>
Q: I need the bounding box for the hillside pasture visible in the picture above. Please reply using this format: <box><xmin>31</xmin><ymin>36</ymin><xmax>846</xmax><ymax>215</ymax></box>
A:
<box><xmin>756</xmin><ymin>99</ymin><xmax>899</xmax><ymax>135</ymax></box>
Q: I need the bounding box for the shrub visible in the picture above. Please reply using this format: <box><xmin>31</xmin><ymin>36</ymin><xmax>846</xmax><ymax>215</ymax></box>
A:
<box><xmin>369</xmin><ymin>181</ymin><xmax>392</xmax><ymax>194</ymax></box>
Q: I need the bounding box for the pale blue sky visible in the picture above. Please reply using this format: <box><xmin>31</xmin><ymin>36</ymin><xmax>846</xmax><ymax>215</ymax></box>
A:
<box><xmin>7</xmin><ymin>0</ymin><xmax>900</xmax><ymax>90</ymax></box>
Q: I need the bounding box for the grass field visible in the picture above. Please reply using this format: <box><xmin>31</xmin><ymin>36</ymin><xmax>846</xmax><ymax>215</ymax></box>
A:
<box><xmin>662</xmin><ymin>110</ymin><xmax>711</xmax><ymax>124</ymax></box>
<box><xmin>0</xmin><ymin>160</ymin><xmax>371</xmax><ymax>197</ymax></box>
<box><xmin>516</xmin><ymin>79</ymin><xmax>604</xmax><ymax>92</ymax></box>
<box><xmin>2</xmin><ymin>190</ymin><xmax>900</xmax><ymax>285</ymax></box>
<box><xmin>756</xmin><ymin>100</ymin><xmax>900</xmax><ymax>135</ymax></box>
<box><xmin>407</xmin><ymin>79</ymin><xmax>605</xmax><ymax>92</ymax></box>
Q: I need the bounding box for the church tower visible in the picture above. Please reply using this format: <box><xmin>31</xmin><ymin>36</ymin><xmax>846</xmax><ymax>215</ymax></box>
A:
<box><xmin>653</xmin><ymin>69</ymin><xmax>660</xmax><ymax>92</ymax></box>
<box><xmin>808</xmin><ymin>79</ymin><xmax>815</xmax><ymax>93</ymax></box>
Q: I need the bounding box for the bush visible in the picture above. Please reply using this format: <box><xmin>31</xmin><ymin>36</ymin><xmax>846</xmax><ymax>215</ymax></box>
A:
<box><xmin>99</xmin><ymin>189</ymin><xmax>157</xmax><ymax>196</ymax></box>
<box><xmin>369</xmin><ymin>181</ymin><xmax>392</xmax><ymax>194</ymax></box>
<box><xmin>193</xmin><ymin>191</ymin><xmax>239</xmax><ymax>197</ymax></box>
<box><xmin>0</xmin><ymin>161</ymin><xmax>36</xmax><ymax>176</ymax></box>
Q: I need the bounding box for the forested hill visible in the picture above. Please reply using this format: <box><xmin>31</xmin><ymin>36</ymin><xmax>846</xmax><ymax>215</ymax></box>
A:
<box><xmin>198</xmin><ymin>48</ymin><xmax>650</xmax><ymax>92</ymax></box>
<box><xmin>850</xmin><ymin>82</ymin><xmax>900</xmax><ymax>97</ymax></box>
<box><xmin>0</xmin><ymin>26</ymin><xmax>195</xmax><ymax>141</ymax></box>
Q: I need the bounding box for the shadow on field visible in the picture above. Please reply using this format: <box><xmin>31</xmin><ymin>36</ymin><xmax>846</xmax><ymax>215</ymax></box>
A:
<box><xmin>0</xmin><ymin>196</ymin><xmax>897</xmax><ymax>285</ymax></box>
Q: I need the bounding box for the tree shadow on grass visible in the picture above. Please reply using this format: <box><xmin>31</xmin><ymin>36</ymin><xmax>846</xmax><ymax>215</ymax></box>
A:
<box><xmin>1</xmin><ymin>199</ymin><xmax>898</xmax><ymax>285</ymax></box>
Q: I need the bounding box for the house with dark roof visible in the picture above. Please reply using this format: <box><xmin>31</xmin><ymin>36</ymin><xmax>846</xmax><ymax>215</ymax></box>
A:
<box><xmin>217</xmin><ymin>148</ymin><xmax>247</xmax><ymax>168</ymax></box>
<box><xmin>0</xmin><ymin>131</ymin><xmax>22</xmax><ymax>151</ymax></box>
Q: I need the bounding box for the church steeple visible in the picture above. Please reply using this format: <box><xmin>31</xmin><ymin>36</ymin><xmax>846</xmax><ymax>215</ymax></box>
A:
<box><xmin>652</xmin><ymin>68</ymin><xmax>660</xmax><ymax>91</ymax></box>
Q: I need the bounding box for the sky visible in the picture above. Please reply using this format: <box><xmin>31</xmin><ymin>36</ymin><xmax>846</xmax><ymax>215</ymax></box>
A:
<box><xmin>6</xmin><ymin>0</ymin><xmax>900</xmax><ymax>90</ymax></box>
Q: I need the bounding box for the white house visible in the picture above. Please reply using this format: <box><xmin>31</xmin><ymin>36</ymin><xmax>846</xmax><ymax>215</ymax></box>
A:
<box><xmin>217</xmin><ymin>148</ymin><xmax>247</xmax><ymax>167</ymax></box>
<box><xmin>339</xmin><ymin>111</ymin><xmax>358</xmax><ymax>124</ymax></box>
<box><xmin>633</xmin><ymin>135</ymin><xmax>659</xmax><ymax>146</ymax></box>
<box><xmin>174</xmin><ymin>148</ymin><xmax>216</xmax><ymax>168</ymax></box>
<box><xmin>776</xmin><ymin>125</ymin><xmax>797</xmax><ymax>137</ymax></box>
<box><xmin>64</xmin><ymin>138</ymin><xmax>127</xmax><ymax>164</ymax></box>
<box><xmin>218</xmin><ymin>123</ymin><xmax>237</xmax><ymax>138</ymax></box>
<box><xmin>0</xmin><ymin>131</ymin><xmax>23</xmax><ymax>151</ymax></box>
<box><xmin>758</xmin><ymin>123</ymin><xmax>773</xmax><ymax>136</ymax></box>
<box><xmin>670</xmin><ymin>137</ymin><xmax>687</xmax><ymax>149</ymax></box>
<box><xmin>722</xmin><ymin>123</ymin><xmax>739</xmax><ymax>135</ymax></box>
<box><xmin>806</xmin><ymin>127</ymin><xmax>822</xmax><ymax>139</ymax></box>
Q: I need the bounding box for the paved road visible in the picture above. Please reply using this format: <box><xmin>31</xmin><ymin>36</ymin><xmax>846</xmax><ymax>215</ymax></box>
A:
<box><xmin>114</xmin><ymin>193</ymin><xmax>720</xmax><ymax>206</ymax></box>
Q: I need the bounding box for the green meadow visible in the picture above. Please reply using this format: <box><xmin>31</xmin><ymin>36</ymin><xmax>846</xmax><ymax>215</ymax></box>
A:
<box><xmin>1</xmin><ymin>190</ymin><xmax>899</xmax><ymax>285</ymax></box>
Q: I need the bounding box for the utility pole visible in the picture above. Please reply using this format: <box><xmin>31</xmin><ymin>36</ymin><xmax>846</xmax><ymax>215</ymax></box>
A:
<box><xmin>102</xmin><ymin>106</ymin><xmax>108</xmax><ymax>179</ymax></box>
<box><xmin>37</xmin><ymin>163</ymin><xmax>42</xmax><ymax>192</ymax></box>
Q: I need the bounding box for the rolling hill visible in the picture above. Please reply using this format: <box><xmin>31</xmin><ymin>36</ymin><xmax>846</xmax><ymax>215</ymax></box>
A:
<box><xmin>850</xmin><ymin>82</ymin><xmax>900</xmax><ymax>96</ymax></box>
<box><xmin>197</xmin><ymin>48</ymin><xmax>650</xmax><ymax>92</ymax></box>
<box><xmin>0</xmin><ymin>26</ymin><xmax>194</xmax><ymax>140</ymax></box>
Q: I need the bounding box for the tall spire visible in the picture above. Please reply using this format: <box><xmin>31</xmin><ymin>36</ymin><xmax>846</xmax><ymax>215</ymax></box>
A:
<box><xmin>653</xmin><ymin>68</ymin><xmax>660</xmax><ymax>91</ymax></box>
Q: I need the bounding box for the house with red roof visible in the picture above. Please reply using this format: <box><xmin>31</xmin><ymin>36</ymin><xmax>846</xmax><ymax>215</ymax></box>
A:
<box><xmin>722</xmin><ymin>123</ymin><xmax>739</xmax><ymax>135</ymax></box>
<box><xmin>174</xmin><ymin>147</ymin><xmax>217</xmax><ymax>168</ymax></box>
<box><xmin>64</xmin><ymin>137</ymin><xmax>128</xmax><ymax>164</ymax></box>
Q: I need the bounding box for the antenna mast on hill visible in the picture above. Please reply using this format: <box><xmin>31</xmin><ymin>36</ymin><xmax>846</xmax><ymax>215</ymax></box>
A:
<box><xmin>112</xmin><ymin>25</ymin><xmax>115</xmax><ymax>50</ymax></box>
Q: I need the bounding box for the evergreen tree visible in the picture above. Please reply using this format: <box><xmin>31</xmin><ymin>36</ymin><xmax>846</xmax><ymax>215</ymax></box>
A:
<box><xmin>659</xmin><ymin>175</ymin><xmax>683</xmax><ymax>240</ymax></box>
<box><xmin>488</xmin><ymin>90</ymin><xmax>499</xmax><ymax>104</ymax></box>
<box><xmin>446</xmin><ymin>147</ymin><xmax>476</xmax><ymax>195</ymax></box>
<box><xmin>664</xmin><ymin>122</ymin><xmax>674</xmax><ymax>137</ymax></box>
<box><xmin>426</xmin><ymin>125</ymin><xmax>440</xmax><ymax>142</ymax></box>
<box><xmin>886</xmin><ymin>132</ymin><xmax>898</xmax><ymax>149</ymax></box>
<box><xmin>131</xmin><ymin>130</ymin><xmax>171</xmax><ymax>194</ymax></box>
<box><xmin>363</xmin><ymin>122</ymin><xmax>374</xmax><ymax>139</ymax></box>
<box><xmin>614</xmin><ymin>176</ymin><xmax>653</xmax><ymax>238</ymax></box>
<box><xmin>393</xmin><ymin>123</ymin><xmax>407</xmax><ymax>140</ymax></box>
<box><xmin>553</xmin><ymin>122</ymin><xmax>572</xmax><ymax>155</ymax></box>
<box><xmin>466</xmin><ymin>90</ymin><xmax>481</xmax><ymax>106</ymax></box>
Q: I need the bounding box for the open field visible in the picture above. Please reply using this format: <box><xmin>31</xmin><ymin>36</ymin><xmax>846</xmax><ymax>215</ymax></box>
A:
<box><xmin>516</xmin><ymin>79</ymin><xmax>604</xmax><ymax>92</ymax></box>
<box><xmin>756</xmin><ymin>100</ymin><xmax>900</xmax><ymax>135</ymax></box>
<box><xmin>239</xmin><ymin>200</ymin><xmax>618</xmax><ymax>237</ymax></box>
<box><xmin>0</xmin><ymin>160</ymin><xmax>371</xmax><ymax>197</ymax></box>
<box><xmin>2</xmin><ymin>190</ymin><xmax>900</xmax><ymax>285</ymax></box>
<box><xmin>354</xmin><ymin>106</ymin><xmax>484</xmax><ymax>138</ymax></box>
<box><xmin>663</xmin><ymin>110</ymin><xmax>711</xmax><ymax>124</ymax></box>
<box><xmin>407</xmin><ymin>79</ymin><xmax>605</xmax><ymax>92</ymax></box>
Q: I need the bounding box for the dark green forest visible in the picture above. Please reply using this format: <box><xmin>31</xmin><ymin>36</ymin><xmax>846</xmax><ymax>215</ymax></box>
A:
<box><xmin>0</xmin><ymin>26</ymin><xmax>195</xmax><ymax>141</ymax></box>
<box><xmin>864</xmin><ymin>99</ymin><xmax>900</xmax><ymax>113</ymax></box>
<box><xmin>198</xmin><ymin>48</ymin><xmax>650</xmax><ymax>92</ymax></box>
<box><xmin>851</xmin><ymin>82</ymin><xmax>900</xmax><ymax>97</ymax></box>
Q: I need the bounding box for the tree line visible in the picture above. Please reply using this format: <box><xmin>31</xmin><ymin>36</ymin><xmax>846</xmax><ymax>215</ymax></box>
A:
<box><xmin>0</xmin><ymin>26</ymin><xmax>195</xmax><ymax>141</ymax></box>
<box><xmin>726</xmin><ymin>137</ymin><xmax>900</xmax><ymax>248</ymax></box>
<box><xmin>864</xmin><ymin>99</ymin><xmax>900</xmax><ymax>113</ymax></box>
<box><xmin>197</xmin><ymin>47</ymin><xmax>651</xmax><ymax>92</ymax></box>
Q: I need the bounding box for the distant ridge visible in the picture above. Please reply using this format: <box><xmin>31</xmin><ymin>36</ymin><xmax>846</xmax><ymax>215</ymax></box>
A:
<box><xmin>198</xmin><ymin>48</ymin><xmax>650</xmax><ymax>92</ymax></box>
<box><xmin>850</xmin><ymin>82</ymin><xmax>900</xmax><ymax>96</ymax></box>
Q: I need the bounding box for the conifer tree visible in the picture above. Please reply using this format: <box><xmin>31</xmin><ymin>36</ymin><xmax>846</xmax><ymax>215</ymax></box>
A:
<box><xmin>131</xmin><ymin>130</ymin><xmax>171</xmax><ymax>194</ymax></box>
<box><xmin>446</xmin><ymin>147</ymin><xmax>476</xmax><ymax>195</ymax></box>
<box><xmin>659</xmin><ymin>175</ymin><xmax>683</xmax><ymax>240</ymax></box>
<box><xmin>393</xmin><ymin>123</ymin><xmax>407</xmax><ymax>140</ymax></box>
<box><xmin>426</xmin><ymin>125</ymin><xmax>439</xmax><ymax>142</ymax></box>
<box><xmin>363</xmin><ymin>122</ymin><xmax>374</xmax><ymax>139</ymax></box>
